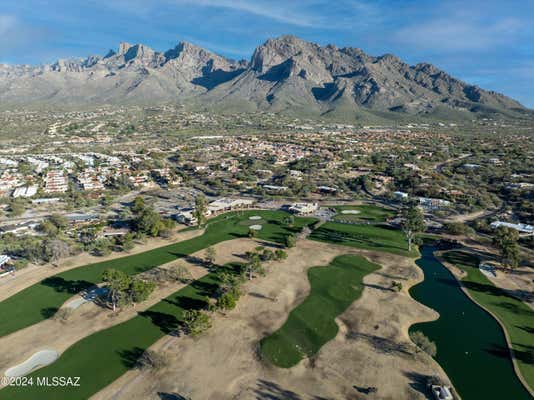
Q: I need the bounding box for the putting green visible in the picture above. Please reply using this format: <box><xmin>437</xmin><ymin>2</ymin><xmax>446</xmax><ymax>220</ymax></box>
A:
<box><xmin>260</xmin><ymin>254</ymin><xmax>380</xmax><ymax>368</ymax></box>
<box><xmin>310</xmin><ymin>221</ymin><xmax>418</xmax><ymax>257</ymax></box>
<box><xmin>0</xmin><ymin>210</ymin><xmax>316</xmax><ymax>338</ymax></box>
<box><xmin>331</xmin><ymin>204</ymin><xmax>396</xmax><ymax>223</ymax></box>
<box><xmin>442</xmin><ymin>250</ymin><xmax>534</xmax><ymax>393</ymax></box>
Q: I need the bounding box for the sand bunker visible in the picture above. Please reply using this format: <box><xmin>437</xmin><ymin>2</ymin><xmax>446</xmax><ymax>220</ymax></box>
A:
<box><xmin>65</xmin><ymin>287</ymin><xmax>109</xmax><ymax>310</ymax></box>
<box><xmin>5</xmin><ymin>349</ymin><xmax>59</xmax><ymax>377</ymax></box>
<box><xmin>249</xmin><ymin>225</ymin><xmax>262</xmax><ymax>230</ymax></box>
<box><xmin>341</xmin><ymin>210</ymin><xmax>361</xmax><ymax>215</ymax></box>
<box><xmin>249</xmin><ymin>216</ymin><xmax>262</xmax><ymax>220</ymax></box>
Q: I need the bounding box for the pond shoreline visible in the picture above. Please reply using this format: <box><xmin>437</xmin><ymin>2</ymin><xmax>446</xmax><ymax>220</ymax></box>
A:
<box><xmin>409</xmin><ymin>245</ymin><xmax>532</xmax><ymax>400</ymax></box>
<box><xmin>436</xmin><ymin>250</ymin><xmax>534</xmax><ymax>398</ymax></box>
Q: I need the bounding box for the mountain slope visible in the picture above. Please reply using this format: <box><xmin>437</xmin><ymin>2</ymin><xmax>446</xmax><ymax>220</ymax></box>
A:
<box><xmin>0</xmin><ymin>35</ymin><xmax>529</xmax><ymax>121</ymax></box>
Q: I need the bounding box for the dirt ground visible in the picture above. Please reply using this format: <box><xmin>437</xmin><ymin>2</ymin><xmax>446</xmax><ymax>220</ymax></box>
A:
<box><xmin>0</xmin><ymin>226</ymin><xmax>203</xmax><ymax>303</ymax></box>
<box><xmin>92</xmin><ymin>240</ymin><xmax>451</xmax><ymax>400</ymax></box>
<box><xmin>0</xmin><ymin>238</ymin><xmax>260</xmax><ymax>383</ymax></box>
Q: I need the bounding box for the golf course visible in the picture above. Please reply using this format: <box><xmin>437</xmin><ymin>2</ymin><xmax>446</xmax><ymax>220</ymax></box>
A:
<box><xmin>0</xmin><ymin>210</ymin><xmax>316</xmax><ymax>338</ymax></box>
<box><xmin>310</xmin><ymin>221</ymin><xmax>418</xmax><ymax>257</ymax></box>
<box><xmin>0</xmin><ymin>210</ymin><xmax>318</xmax><ymax>400</ymax></box>
<box><xmin>331</xmin><ymin>204</ymin><xmax>396</xmax><ymax>223</ymax></box>
<box><xmin>260</xmin><ymin>254</ymin><xmax>381</xmax><ymax>367</ymax></box>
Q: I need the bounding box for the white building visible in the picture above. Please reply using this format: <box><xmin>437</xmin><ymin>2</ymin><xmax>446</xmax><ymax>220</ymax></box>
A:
<box><xmin>0</xmin><ymin>255</ymin><xmax>10</xmax><ymax>268</ymax></box>
<box><xmin>418</xmin><ymin>197</ymin><xmax>451</xmax><ymax>210</ymax></box>
<box><xmin>394</xmin><ymin>191</ymin><xmax>409</xmax><ymax>200</ymax></box>
<box><xmin>208</xmin><ymin>198</ymin><xmax>255</xmax><ymax>214</ymax></box>
<box><xmin>12</xmin><ymin>185</ymin><xmax>38</xmax><ymax>198</ymax></box>
<box><xmin>490</xmin><ymin>221</ymin><xmax>534</xmax><ymax>234</ymax></box>
<box><xmin>288</xmin><ymin>202</ymin><xmax>318</xmax><ymax>215</ymax></box>
<box><xmin>262</xmin><ymin>184</ymin><xmax>288</xmax><ymax>192</ymax></box>
<box><xmin>175</xmin><ymin>208</ymin><xmax>212</xmax><ymax>226</ymax></box>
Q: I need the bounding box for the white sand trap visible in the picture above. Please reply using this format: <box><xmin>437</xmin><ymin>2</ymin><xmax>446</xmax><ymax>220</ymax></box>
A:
<box><xmin>249</xmin><ymin>224</ymin><xmax>262</xmax><ymax>230</ymax></box>
<box><xmin>65</xmin><ymin>286</ymin><xmax>109</xmax><ymax>310</ymax></box>
<box><xmin>341</xmin><ymin>210</ymin><xmax>361</xmax><ymax>215</ymax></box>
<box><xmin>479</xmin><ymin>263</ymin><xmax>497</xmax><ymax>278</ymax></box>
<box><xmin>5</xmin><ymin>349</ymin><xmax>59</xmax><ymax>378</ymax></box>
<box><xmin>249</xmin><ymin>216</ymin><xmax>262</xmax><ymax>220</ymax></box>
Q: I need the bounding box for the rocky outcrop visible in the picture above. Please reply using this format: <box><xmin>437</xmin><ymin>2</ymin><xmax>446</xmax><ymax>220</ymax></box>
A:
<box><xmin>0</xmin><ymin>35</ymin><xmax>528</xmax><ymax>120</ymax></box>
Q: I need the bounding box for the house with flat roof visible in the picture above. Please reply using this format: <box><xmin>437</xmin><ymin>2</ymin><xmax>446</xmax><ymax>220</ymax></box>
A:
<box><xmin>288</xmin><ymin>202</ymin><xmax>318</xmax><ymax>215</ymax></box>
<box><xmin>490</xmin><ymin>221</ymin><xmax>534</xmax><ymax>234</ymax></box>
<box><xmin>208</xmin><ymin>198</ymin><xmax>255</xmax><ymax>214</ymax></box>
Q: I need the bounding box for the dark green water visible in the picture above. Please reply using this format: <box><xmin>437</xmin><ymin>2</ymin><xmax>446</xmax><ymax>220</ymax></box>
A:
<box><xmin>410</xmin><ymin>246</ymin><xmax>532</xmax><ymax>400</ymax></box>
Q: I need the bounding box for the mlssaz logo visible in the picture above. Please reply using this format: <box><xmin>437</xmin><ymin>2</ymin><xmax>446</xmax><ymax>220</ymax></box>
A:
<box><xmin>36</xmin><ymin>377</ymin><xmax>81</xmax><ymax>387</ymax></box>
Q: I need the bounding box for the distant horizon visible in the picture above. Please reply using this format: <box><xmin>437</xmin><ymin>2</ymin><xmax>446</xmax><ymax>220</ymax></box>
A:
<box><xmin>1</xmin><ymin>0</ymin><xmax>533</xmax><ymax>107</ymax></box>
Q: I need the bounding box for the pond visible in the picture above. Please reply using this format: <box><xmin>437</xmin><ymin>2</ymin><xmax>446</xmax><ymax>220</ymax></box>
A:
<box><xmin>409</xmin><ymin>245</ymin><xmax>532</xmax><ymax>400</ymax></box>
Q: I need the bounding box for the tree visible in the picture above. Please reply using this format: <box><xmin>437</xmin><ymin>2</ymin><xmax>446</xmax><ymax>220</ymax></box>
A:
<box><xmin>129</xmin><ymin>279</ymin><xmax>156</xmax><ymax>305</ymax></box>
<box><xmin>284</xmin><ymin>215</ymin><xmax>295</xmax><ymax>227</ymax></box>
<box><xmin>205</xmin><ymin>246</ymin><xmax>216</xmax><ymax>266</ymax></box>
<box><xmin>248</xmin><ymin>227</ymin><xmax>258</xmax><ymax>238</ymax></box>
<box><xmin>48</xmin><ymin>214</ymin><xmax>68</xmax><ymax>230</ymax></box>
<box><xmin>169</xmin><ymin>263</ymin><xmax>193</xmax><ymax>283</ymax></box>
<box><xmin>136</xmin><ymin>350</ymin><xmax>168</xmax><ymax>371</ymax></box>
<box><xmin>135</xmin><ymin>207</ymin><xmax>162</xmax><ymax>237</ymax></box>
<box><xmin>218</xmin><ymin>292</ymin><xmax>238</xmax><ymax>310</ymax></box>
<box><xmin>245</xmin><ymin>253</ymin><xmax>263</xmax><ymax>280</ymax></box>
<box><xmin>183</xmin><ymin>310</ymin><xmax>211</xmax><ymax>336</ymax></box>
<box><xmin>493</xmin><ymin>226</ymin><xmax>520</xmax><ymax>268</ymax></box>
<box><xmin>44</xmin><ymin>239</ymin><xmax>70</xmax><ymax>265</ymax></box>
<box><xmin>102</xmin><ymin>269</ymin><xmax>131</xmax><ymax>312</ymax></box>
<box><xmin>410</xmin><ymin>331</ymin><xmax>437</xmax><ymax>357</ymax></box>
<box><xmin>285</xmin><ymin>234</ymin><xmax>296</xmax><ymax>248</ymax></box>
<box><xmin>131</xmin><ymin>196</ymin><xmax>145</xmax><ymax>214</ymax></box>
<box><xmin>93</xmin><ymin>237</ymin><xmax>112</xmax><ymax>256</ymax></box>
<box><xmin>193</xmin><ymin>194</ymin><xmax>208</xmax><ymax>227</ymax></box>
<box><xmin>274</xmin><ymin>249</ymin><xmax>288</xmax><ymax>261</ymax></box>
<box><xmin>38</xmin><ymin>220</ymin><xmax>59</xmax><ymax>237</ymax></box>
<box><xmin>391</xmin><ymin>281</ymin><xmax>403</xmax><ymax>292</ymax></box>
<box><xmin>260</xmin><ymin>249</ymin><xmax>274</xmax><ymax>261</ymax></box>
<box><xmin>445</xmin><ymin>222</ymin><xmax>474</xmax><ymax>236</ymax></box>
<box><xmin>8</xmin><ymin>199</ymin><xmax>25</xmax><ymax>217</ymax></box>
<box><xmin>401</xmin><ymin>205</ymin><xmax>425</xmax><ymax>251</ymax></box>
<box><xmin>218</xmin><ymin>271</ymin><xmax>244</xmax><ymax>294</ymax></box>
<box><xmin>121</xmin><ymin>233</ymin><xmax>135</xmax><ymax>251</ymax></box>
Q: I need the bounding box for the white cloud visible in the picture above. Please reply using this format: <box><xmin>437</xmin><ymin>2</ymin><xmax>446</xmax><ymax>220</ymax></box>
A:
<box><xmin>0</xmin><ymin>15</ymin><xmax>17</xmax><ymax>36</ymax></box>
<box><xmin>395</xmin><ymin>15</ymin><xmax>522</xmax><ymax>52</ymax></box>
<box><xmin>174</xmin><ymin>0</ymin><xmax>318</xmax><ymax>27</ymax></box>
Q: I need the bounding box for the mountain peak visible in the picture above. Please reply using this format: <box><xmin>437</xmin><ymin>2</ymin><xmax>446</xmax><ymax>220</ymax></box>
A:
<box><xmin>118</xmin><ymin>42</ymin><xmax>133</xmax><ymax>55</ymax></box>
<box><xmin>0</xmin><ymin>36</ymin><xmax>527</xmax><ymax>119</ymax></box>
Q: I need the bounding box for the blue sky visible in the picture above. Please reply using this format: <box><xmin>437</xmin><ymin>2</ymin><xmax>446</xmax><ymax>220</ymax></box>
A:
<box><xmin>1</xmin><ymin>0</ymin><xmax>533</xmax><ymax>107</ymax></box>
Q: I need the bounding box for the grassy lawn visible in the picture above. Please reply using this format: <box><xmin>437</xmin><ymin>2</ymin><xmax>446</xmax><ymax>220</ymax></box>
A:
<box><xmin>0</xmin><ymin>210</ymin><xmax>316</xmax><ymax>338</ymax></box>
<box><xmin>331</xmin><ymin>204</ymin><xmax>396</xmax><ymax>223</ymax></box>
<box><xmin>310</xmin><ymin>221</ymin><xmax>418</xmax><ymax>257</ymax></box>
<box><xmin>259</xmin><ymin>255</ymin><xmax>380</xmax><ymax>368</ymax></box>
<box><xmin>443</xmin><ymin>250</ymin><xmax>534</xmax><ymax>392</ymax></box>
<box><xmin>0</xmin><ymin>264</ymin><xmax>239</xmax><ymax>400</ymax></box>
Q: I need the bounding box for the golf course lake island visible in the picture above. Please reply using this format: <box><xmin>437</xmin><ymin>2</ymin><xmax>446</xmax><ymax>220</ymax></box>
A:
<box><xmin>410</xmin><ymin>246</ymin><xmax>533</xmax><ymax>400</ymax></box>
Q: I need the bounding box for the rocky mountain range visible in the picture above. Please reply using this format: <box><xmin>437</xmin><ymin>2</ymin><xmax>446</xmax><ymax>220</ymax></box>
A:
<box><xmin>0</xmin><ymin>35</ymin><xmax>530</xmax><ymax>121</ymax></box>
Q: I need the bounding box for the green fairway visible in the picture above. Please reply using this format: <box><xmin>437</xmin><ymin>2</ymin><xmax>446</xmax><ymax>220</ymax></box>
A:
<box><xmin>259</xmin><ymin>255</ymin><xmax>380</xmax><ymax>368</ymax></box>
<box><xmin>310</xmin><ymin>221</ymin><xmax>418</xmax><ymax>257</ymax></box>
<box><xmin>0</xmin><ymin>264</ymin><xmax>238</xmax><ymax>400</ymax></box>
<box><xmin>443</xmin><ymin>250</ymin><xmax>534</xmax><ymax>393</ymax></box>
<box><xmin>331</xmin><ymin>204</ymin><xmax>396</xmax><ymax>223</ymax></box>
<box><xmin>0</xmin><ymin>210</ymin><xmax>316</xmax><ymax>338</ymax></box>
